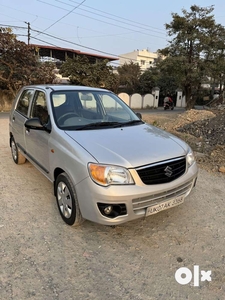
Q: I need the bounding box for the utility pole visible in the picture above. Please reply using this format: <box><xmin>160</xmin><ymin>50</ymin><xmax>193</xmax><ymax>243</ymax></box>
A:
<box><xmin>25</xmin><ymin>22</ymin><xmax>30</xmax><ymax>45</ymax></box>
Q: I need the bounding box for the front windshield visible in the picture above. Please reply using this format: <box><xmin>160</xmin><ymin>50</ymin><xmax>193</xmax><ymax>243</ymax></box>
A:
<box><xmin>51</xmin><ymin>90</ymin><xmax>142</xmax><ymax>130</ymax></box>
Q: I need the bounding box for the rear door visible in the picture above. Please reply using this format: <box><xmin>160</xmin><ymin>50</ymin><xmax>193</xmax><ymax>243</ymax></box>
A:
<box><xmin>11</xmin><ymin>89</ymin><xmax>35</xmax><ymax>153</ymax></box>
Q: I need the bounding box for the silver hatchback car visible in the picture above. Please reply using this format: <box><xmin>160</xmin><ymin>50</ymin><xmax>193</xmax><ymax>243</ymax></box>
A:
<box><xmin>9</xmin><ymin>85</ymin><xmax>198</xmax><ymax>226</ymax></box>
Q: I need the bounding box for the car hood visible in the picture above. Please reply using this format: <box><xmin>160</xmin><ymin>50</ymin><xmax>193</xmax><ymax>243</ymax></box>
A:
<box><xmin>65</xmin><ymin>124</ymin><xmax>189</xmax><ymax>168</ymax></box>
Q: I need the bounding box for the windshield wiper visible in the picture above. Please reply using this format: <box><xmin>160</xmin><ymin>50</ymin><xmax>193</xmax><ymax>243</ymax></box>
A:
<box><xmin>76</xmin><ymin>121</ymin><xmax>123</xmax><ymax>130</ymax></box>
<box><xmin>120</xmin><ymin>120</ymin><xmax>144</xmax><ymax>126</ymax></box>
<box><xmin>76</xmin><ymin>120</ymin><xmax>143</xmax><ymax>130</ymax></box>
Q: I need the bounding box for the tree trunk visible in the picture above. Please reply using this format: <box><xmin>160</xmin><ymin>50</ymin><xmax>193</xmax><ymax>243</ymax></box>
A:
<box><xmin>184</xmin><ymin>84</ymin><xmax>195</xmax><ymax>109</ymax></box>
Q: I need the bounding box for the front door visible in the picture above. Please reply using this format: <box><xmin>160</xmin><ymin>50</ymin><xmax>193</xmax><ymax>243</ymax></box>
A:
<box><xmin>25</xmin><ymin>90</ymin><xmax>50</xmax><ymax>174</ymax></box>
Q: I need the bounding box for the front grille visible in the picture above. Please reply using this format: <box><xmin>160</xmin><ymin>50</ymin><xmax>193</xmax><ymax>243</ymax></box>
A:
<box><xmin>132</xmin><ymin>179</ymin><xmax>193</xmax><ymax>211</ymax></box>
<box><xmin>136</xmin><ymin>157</ymin><xmax>186</xmax><ymax>185</ymax></box>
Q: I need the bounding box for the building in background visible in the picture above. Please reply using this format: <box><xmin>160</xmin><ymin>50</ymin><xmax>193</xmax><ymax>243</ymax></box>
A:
<box><xmin>119</xmin><ymin>49</ymin><xmax>161</xmax><ymax>72</ymax></box>
<box><xmin>31</xmin><ymin>44</ymin><xmax>118</xmax><ymax>84</ymax></box>
<box><xmin>32</xmin><ymin>44</ymin><xmax>118</xmax><ymax>64</ymax></box>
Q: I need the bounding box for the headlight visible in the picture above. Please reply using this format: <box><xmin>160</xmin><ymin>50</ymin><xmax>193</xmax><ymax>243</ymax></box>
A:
<box><xmin>88</xmin><ymin>163</ymin><xmax>134</xmax><ymax>186</ymax></box>
<box><xmin>187</xmin><ymin>148</ymin><xmax>195</xmax><ymax>167</ymax></box>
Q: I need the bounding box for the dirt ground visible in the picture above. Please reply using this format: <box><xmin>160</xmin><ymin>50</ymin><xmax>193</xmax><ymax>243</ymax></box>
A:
<box><xmin>142</xmin><ymin>107</ymin><xmax>225</xmax><ymax>174</ymax></box>
<box><xmin>1</xmin><ymin>113</ymin><xmax>225</xmax><ymax>300</ymax></box>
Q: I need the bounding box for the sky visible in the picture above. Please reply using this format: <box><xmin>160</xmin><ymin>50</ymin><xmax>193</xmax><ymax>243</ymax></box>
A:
<box><xmin>1</xmin><ymin>0</ymin><xmax>225</xmax><ymax>60</ymax></box>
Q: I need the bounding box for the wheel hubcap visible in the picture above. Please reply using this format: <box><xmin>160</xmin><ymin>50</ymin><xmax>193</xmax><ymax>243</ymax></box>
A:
<box><xmin>57</xmin><ymin>182</ymin><xmax>72</xmax><ymax>218</ymax></box>
<box><xmin>11</xmin><ymin>141</ymin><xmax>17</xmax><ymax>160</ymax></box>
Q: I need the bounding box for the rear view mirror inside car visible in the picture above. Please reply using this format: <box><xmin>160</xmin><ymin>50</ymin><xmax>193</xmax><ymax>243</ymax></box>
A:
<box><xmin>80</xmin><ymin>94</ymin><xmax>93</xmax><ymax>101</ymax></box>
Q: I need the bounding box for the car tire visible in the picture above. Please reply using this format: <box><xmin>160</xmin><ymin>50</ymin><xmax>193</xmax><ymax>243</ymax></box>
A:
<box><xmin>10</xmin><ymin>137</ymin><xmax>26</xmax><ymax>164</ymax></box>
<box><xmin>55</xmin><ymin>172</ymin><xmax>85</xmax><ymax>226</ymax></box>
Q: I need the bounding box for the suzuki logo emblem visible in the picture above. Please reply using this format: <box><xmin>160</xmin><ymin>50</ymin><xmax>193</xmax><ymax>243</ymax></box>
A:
<box><xmin>164</xmin><ymin>166</ymin><xmax>173</xmax><ymax>177</ymax></box>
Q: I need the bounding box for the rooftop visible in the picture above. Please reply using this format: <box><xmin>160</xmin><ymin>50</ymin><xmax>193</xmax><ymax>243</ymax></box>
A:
<box><xmin>31</xmin><ymin>44</ymin><xmax>118</xmax><ymax>62</ymax></box>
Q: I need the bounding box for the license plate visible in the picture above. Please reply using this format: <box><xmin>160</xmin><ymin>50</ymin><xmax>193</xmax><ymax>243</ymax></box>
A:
<box><xmin>146</xmin><ymin>196</ymin><xmax>184</xmax><ymax>216</ymax></box>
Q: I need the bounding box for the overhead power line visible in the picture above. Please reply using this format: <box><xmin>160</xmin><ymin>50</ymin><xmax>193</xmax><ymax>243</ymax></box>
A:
<box><xmin>30</xmin><ymin>27</ymin><xmax>159</xmax><ymax>64</ymax></box>
<box><xmin>31</xmin><ymin>36</ymin><xmax>62</xmax><ymax>48</ymax></box>
<box><xmin>37</xmin><ymin>0</ymin><xmax>166</xmax><ymax>39</ymax></box>
<box><xmin>30</xmin><ymin>27</ymin><xmax>120</xmax><ymax>57</ymax></box>
<box><xmin>0</xmin><ymin>2</ymin><xmax>167</xmax><ymax>49</ymax></box>
<box><xmin>0</xmin><ymin>1</ymin><xmax>166</xmax><ymax>35</ymax></box>
<box><xmin>68</xmin><ymin>0</ymin><xmax>165</xmax><ymax>33</ymax></box>
<box><xmin>30</xmin><ymin>36</ymin><xmax>121</xmax><ymax>66</ymax></box>
<box><xmin>56</xmin><ymin>0</ymin><xmax>166</xmax><ymax>35</ymax></box>
<box><xmin>35</xmin><ymin>0</ymin><xmax>86</xmax><ymax>37</ymax></box>
<box><xmin>0</xmin><ymin>23</ymin><xmax>27</xmax><ymax>30</ymax></box>
<box><xmin>0</xmin><ymin>23</ymin><xmax>161</xmax><ymax>64</ymax></box>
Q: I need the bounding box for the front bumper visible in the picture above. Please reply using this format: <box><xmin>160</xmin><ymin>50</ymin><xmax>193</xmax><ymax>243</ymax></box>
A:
<box><xmin>76</xmin><ymin>162</ymin><xmax>198</xmax><ymax>225</ymax></box>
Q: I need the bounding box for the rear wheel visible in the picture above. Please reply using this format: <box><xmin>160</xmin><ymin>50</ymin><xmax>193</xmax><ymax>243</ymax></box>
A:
<box><xmin>55</xmin><ymin>172</ymin><xmax>84</xmax><ymax>226</ymax></box>
<box><xmin>11</xmin><ymin>137</ymin><xmax>26</xmax><ymax>164</ymax></box>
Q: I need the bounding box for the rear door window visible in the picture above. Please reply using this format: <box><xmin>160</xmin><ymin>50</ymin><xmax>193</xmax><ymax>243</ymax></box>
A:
<box><xmin>16</xmin><ymin>89</ymin><xmax>34</xmax><ymax>116</ymax></box>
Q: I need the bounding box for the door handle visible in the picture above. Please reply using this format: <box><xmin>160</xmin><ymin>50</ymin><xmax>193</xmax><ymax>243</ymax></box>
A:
<box><xmin>12</xmin><ymin>116</ymin><xmax>15</xmax><ymax>122</ymax></box>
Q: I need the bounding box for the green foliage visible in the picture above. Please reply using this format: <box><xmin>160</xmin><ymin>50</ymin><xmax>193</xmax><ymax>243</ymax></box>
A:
<box><xmin>59</xmin><ymin>56</ymin><xmax>90</xmax><ymax>85</ymax></box>
<box><xmin>0</xmin><ymin>27</ymin><xmax>56</xmax><ymax>95</ymax></box>
<box><xmin>60</xmin><ymin>56</ymin><xmax>119</xmax><ymax>92</ymax></box>
<box><xmin>139</xmin><ymin>66</ymin><xmax>178</xmax><ymax>97</ymax></box>
<box><xmin>155</xmin><ymin>56</ymin><xmax>184</xmax><ymax>96</ymax></box>
<box><xmin>138</xmin><ymin>68</ymin><xmax>158</xmax><ymax>95</ymax></box>
<box><xmin>158</xmin><ymin>5</ymin><xmax>225</xmax><ymax>109</ymax></box>
<box><xmin>117</xmin><ymin>61</ymin><xmax>141</xmax><ymax>94</ymax></box>
<box><xmin>31</xmin><ymin>62</ymin><xmax>57</xmax><ymax>85</ymax></box>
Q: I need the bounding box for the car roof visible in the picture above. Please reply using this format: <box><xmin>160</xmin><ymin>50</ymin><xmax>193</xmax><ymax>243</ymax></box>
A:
<box><xmin>22</xmin><ymin>85</ymin><xmax>110</xmax><ymax>92</ymax></box>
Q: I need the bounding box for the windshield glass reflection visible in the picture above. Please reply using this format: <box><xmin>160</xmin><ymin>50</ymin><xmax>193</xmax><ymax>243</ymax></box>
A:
<box><xmin>51</xmin><ymin>90</ymin><xmax>141</xmax><ymax>130</ymax></box>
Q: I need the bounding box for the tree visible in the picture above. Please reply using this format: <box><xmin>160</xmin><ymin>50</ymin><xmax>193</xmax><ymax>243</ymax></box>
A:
<box><xmin>31</xmin><ymin>61</ymin><xmax>57</xmax><ymax>85</ymax></box>
<box><xmin>59</xmin><ymin>56</ymin><xmax>90</xmax><ymax>86</ymax></box>
<box><xmin>86</xmin><ymin>59</ymin><xmax>119</xmax><ymax>92</ymax></box>
<box><xmin>59</xmin><ymin>56</ymin><xmax>119</xmax><ymax>91</ymax></box>
<box><xmin>0</xmin><ymin>27</ymin><xmax>56</xmax><ymax>95</ymax></box>
<box><xmin>155</xmin><ymin>71</ymin><xmax>178</xmax><ymax>98</ymax></box>
<box><xmin>102</xmin><ymin>71</ymin><xmax>120</xmax><ymax>93</ymax></box>
<box><xmin>159</xmin><ymin>5</ymin><xmax>225</xmax><ymax>109</ymax></box>
<box><xmin>156</xmin><ymin>56</ymin><xmax>184</xmax><ymax>94</ymax></box>
<box><xmin>138</xmin><ymin>68</ymin><xmax>158</xmax><ymax>95</ymax></box>
<box><xmin>117</xmin><ymin>61</ymin><xmax>141</xmax><ymax>94</ymax></box>
<box><xmin>205</xmin><ymin>25</ymin><xmax>225</xmax><ymax>96</ymax></box>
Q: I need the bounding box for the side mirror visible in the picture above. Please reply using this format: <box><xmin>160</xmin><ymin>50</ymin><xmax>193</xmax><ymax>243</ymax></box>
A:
<box><xmin>25</xmin><ymin>118</ymin><xmax>45</xmax><ymax>130</ymax></box>
<box><xmin>136</xmin><ymin>112</ymin><xmax>142</xmax><ymax>119</ymax></box>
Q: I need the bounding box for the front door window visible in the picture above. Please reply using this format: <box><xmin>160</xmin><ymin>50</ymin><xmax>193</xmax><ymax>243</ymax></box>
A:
<box><xmin>31</xmin><ymin>91</ymin><xmax>49</xmax><ymax>125</ymax></box>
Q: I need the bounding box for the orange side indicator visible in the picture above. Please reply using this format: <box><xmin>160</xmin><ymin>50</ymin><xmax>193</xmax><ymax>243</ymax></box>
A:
<box><xmin>89</xmin><ymin>164</ymin><xmax>106</xmax><ymax>185</ymax></box>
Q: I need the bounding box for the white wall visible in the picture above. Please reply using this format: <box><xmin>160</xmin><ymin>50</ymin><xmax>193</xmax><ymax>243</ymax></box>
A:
<box><xmin>118</xmin><ymin>91</ymin><xmax>184</xmax><ymax>108</ymax></box>
<box><xmin>143</xmin><ymin>94</ymin><xmax>154</xmax><ymax>108</ymax></box>
<box><xmin>130</xmin><ymin>93</ymin><xmax>142</xmax><ymax>109</ymax></box>
<box><xmin>118</xmin><ymin>93</ymin><xmax>130</xmax><ymax>106</ymax></box>
<box><xmin>118</xmin><ymin>93</ymin><xmax>156</xmax><ymax>109</ymax></box>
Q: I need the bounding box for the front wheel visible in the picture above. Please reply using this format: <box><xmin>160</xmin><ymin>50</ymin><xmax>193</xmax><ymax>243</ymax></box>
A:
<box><xmin>10</xmin><ymin>137</ymin><xmax>26</xmax><ymax>164</ymax></box>
<box><xmin>55</xmin><ymin>172</ymin><xmax>84</xmax><ymax>226</ymax></box>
